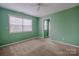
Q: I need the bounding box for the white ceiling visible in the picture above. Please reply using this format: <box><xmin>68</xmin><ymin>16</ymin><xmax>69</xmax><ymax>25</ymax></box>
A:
<box><xmin>0</xmin><ymin>3</ymin><xmax>79</xmax><ymax>17</ymax></box>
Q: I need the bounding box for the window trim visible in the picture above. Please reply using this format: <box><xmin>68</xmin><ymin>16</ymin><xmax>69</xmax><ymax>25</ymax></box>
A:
<box><xmin>9</xmin><ymin>15</ymin><xmax>32</xmax><ymax>33</ymax></box>
<box><xmin>22</xmin><ymin>18</ymin><xmax>32</xmax><ymax>32</ymax></box>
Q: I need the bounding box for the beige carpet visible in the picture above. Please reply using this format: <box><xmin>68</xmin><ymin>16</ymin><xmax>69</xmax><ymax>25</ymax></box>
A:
<box><xmin>0</xmin><ymin>38</ymin><xmax>79</xmax><ymax>56</ymax></box>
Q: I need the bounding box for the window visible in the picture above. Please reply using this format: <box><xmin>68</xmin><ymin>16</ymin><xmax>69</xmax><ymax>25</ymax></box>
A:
<box><xmin>9</xmin><ymin>16</ymin><xmax>22</xmax><ymax>33</ymax></box>
<box><xmin>9</xmin><ymin>15</ymin><xmax>32</xmax><ymax>33</ymax></box>
<box><xmin>23</xmin><ymin>19</ymin><xmax>32</xmax><ymax>32</ymax></box>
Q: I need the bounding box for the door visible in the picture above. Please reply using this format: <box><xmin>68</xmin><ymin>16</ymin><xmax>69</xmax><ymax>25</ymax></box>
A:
<box><xmin>44</xmin><ymin>19</ymin><xmax>50</xmax><ymax>38</ymax></box>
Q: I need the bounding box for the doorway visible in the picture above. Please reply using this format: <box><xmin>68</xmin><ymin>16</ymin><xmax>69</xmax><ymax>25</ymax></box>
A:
<box><xmin>43</xmin><ymin>19</ymin><xmax>50</xmax><ymax>38</ymax></box>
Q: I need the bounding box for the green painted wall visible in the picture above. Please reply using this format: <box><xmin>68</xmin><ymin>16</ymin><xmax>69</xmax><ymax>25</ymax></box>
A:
<box><xmin>40</xmin><ymin>6</ymin><xmax>79</xmax><ymax>46</ymax></box>
<box><xmin>0</xmin><ymin>7</ymin><xmax>39</xmax><ymax>46</ymax></box>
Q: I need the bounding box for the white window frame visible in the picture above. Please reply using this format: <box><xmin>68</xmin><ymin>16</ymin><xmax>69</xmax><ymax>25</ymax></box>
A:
<box><xmin>23</xmin><ymin>18</ymin><xmax>32</xmax><ymax>32</ymax></box>
<box><xmin>9</xmin><ymin>15</ymin><xmax>32</xmax><ymax>33</ymax></box>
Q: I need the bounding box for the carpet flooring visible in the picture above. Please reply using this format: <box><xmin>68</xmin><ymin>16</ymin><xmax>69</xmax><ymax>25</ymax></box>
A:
<box><xmin>0</xmin><ymin>38</ymin><xmax>79</xmax><ymax>56</ymax></box>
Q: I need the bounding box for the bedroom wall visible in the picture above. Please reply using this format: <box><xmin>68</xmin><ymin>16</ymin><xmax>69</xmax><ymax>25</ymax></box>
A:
<box><xmin>40</xmin><ymin>6</ymin><xmax>79</xmax><ymax>46</ymax></box>
<box><xmin>0</xmin><ymin>7</ymin><xmax>39</xmax><ymax>46</ymax></box>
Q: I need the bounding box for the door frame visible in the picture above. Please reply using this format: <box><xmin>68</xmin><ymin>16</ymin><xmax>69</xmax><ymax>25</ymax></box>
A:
<box><xmin>42</xmin><ymin>17</ymin><xmax>51</xmax><ymax>38</ymax></box>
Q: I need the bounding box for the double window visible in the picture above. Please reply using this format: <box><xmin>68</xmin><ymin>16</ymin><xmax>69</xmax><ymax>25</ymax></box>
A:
<box><xmin>9</xmin><ymin>15</ymin><xmax>32</xmax><ymax>33</ymax></box>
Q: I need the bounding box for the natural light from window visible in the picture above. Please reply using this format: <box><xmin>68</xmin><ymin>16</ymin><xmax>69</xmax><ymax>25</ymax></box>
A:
<box><xmin>9</xmin><ymin>15</ymin><xmax>32</xmax><ymax>33</ymax></box>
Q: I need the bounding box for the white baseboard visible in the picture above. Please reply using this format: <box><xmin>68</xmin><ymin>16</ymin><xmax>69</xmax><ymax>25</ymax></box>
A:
<box><xmin>0</xmin><ymin>37</ymin><xmax>39</xmax><ymax>48</ymax></box>
<box><xmin>49</xmin><ymin>39</ymin><xmax>79</xmax><ymax>48</ymax></box>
